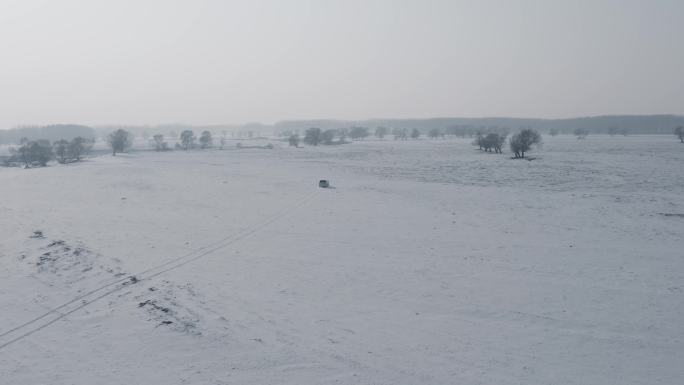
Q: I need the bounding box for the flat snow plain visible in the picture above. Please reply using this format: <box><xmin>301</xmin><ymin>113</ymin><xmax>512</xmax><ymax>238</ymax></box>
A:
<box><xmin>1</xmin><ymin>135</ymin><xmax>683</xmax><ymax>384</ymax></box>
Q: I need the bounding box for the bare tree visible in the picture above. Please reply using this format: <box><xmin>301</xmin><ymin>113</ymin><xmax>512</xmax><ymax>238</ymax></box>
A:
<box><xmin>320</xmin><ymin>129</ymin><xmax>335</xmax><ymax>145</ymax></box>
<box><xmin>349</xmin><ymin>126</ymin><xmax>369</xmax><ymax>140</ymax></box>
<box><xmin>488</xmin><ymin>133</ymin><xmax>507</xmax><ymax>153</ymax></box>
<box><xmin>375</xmin><ymin>126</ymin><xmax>389</xmax><ymax>139</ymax></box>
<box><xmin>180</xmin><ymin>130</ymin><xmax>195</xmax><ymax>150</ymax></box>
<box><xmin>18</xmin><ymin>140</ymin><xmax>53</xmax><ymax>167</ymax></box>
<box><xmin>52</xmin><ymin>137</ymin><xmax>91</xmax><ymax>163</ymax></box>
<box><xmin>495</xmin><ymin>134</ymin><xmax>507</xmax><ymax>153</ymax></box>
<box><xmin>199</xmin><ymin>131</ymin><xmax>213</xmax><ymax>149</ymax></box>
<box><xmin>288</xmin><ymin>134</ymin><xmax>300</xmax><ymax>147</ymax></box>
<box><xmin>152</xmin><ymin>134</ymin><xmax>168</xmax><ymax>151</ymax></box>
<box><xmin>69</xmin><ymin>137</ymin><xmax>92</xmax><ymax>160</ymax></box>
<box><xmin>410</xmin><ymin>128</ymin><xmax>420</xmax><ymax>139</ymax></box>
<box><xmin>574</xmin><ymin>128</ymin><xmax>589</xmax><ymax>139</ymax></box>
<box><xmin>474</xmin><ymin>132</ymin><xmax>484</xmax><ymax>150</ymax></box>
<box><xmin>392</xmin><ymin>128</ymin><xmax>408</xmax><ymax>140</ymax></box>
<box><xmin>675</xmin><ymin>126</ymin><xmax>684</xmax><ymax>143</ymax></box>
<box><xmin>474</xmin><ymin>133</ymin><xmax>507</xmax><ymax>153</ymax></box>
<box><xmin>53</xmin><ymin>140</ymin><xmax>69</xmax><ymax>163</ymax></box>
<box><xmin>510</xmin><ymin>129</ymin><xmax>541</xmax><ymax>158</ymax></box>
<box><xmin>108</xmin><ymin>129</ymin><xmax>132</xmax><ymax>156</ymax></box>
<box><xmin>303</xmin><ymin>128</ymin><xmax>322</xmax><ymax>146</ymax></box>
<box><xmin>428</xmin><ymin>128</ymin><xmax>443</xmax><ymax>139</ymax></box>
<box><xmin>337</xmin><ymin>127</ymin><xmax>349</xmax><ymax>142</ymax></box>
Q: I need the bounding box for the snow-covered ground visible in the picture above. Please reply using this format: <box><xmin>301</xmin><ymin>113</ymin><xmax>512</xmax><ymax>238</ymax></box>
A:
<box><xmin>1</xmin><ymin>135</ymin><xmax>682</xmax><ymax>384</ymax></box>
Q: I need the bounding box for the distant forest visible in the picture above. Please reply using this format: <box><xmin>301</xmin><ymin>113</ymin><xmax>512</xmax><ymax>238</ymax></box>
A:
<box><xmin>1</xmin><ymin>115</ymin><xmax>683</xmax><ymax>144</ymax></box>
<box><xmin>272</xmin><ymin>115</ymin><xmax>684</xmax><ymax>136</ymax></box>
<box><xmin>0</xmin><ymin>124</ymin><xmax>95</xmax><ymax>144</ymax></box>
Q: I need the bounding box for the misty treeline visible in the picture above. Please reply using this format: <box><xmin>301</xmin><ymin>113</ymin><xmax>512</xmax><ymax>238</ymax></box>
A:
<box><xmin>171</xmin><ymin>129</ymin><xmax>220</xmax><ymax>150</ymax></box>
<box><xmin>284</xmin><ymin>126</ymin><xmax>397</xmax><ymax>147</ymax></box>
<box><xmin>280</xmin><ymin>124</ymin><xmax>577</xmax><ymax>140</ymax></box>
<box><xmin>3</xmin><ymin>122</ymin><xmax>682</xmax><ymax>168</ymax></box>
<box><xmin>105</xmin><ymin>128</ymin><xmax>248</xmax><ymax>155</ymax></box>
<box><xmin>288</xmin><ymin>124</ymin><xmax>545</xmax><ymax>158</ymax></box>
<box><xmin>281</xmin><ymin>122</ymin><xmax>682</xmax><ymax>158</ymax></box>
<box><xmin>574</xmin><ymin>128</ymin><xmax>589</xmax><ymax>139</ymax></box>
<box><xmin>0</xmin><ymin>124</ymin><xmax>95</xmax><ymax>145</ymax></box>
<box><xmin>278</xmin><ymin>123</ymin><xmax>632</xmax><ymax>144</ymax></box>
<box><xmin>283</xmin><ymin>126</ymin><xmax>452</xmax><ymax>143</ymax></box>
<box><xmin>141</xmin><ymin>129</ymin><xmax>270</xmax><ymax>152</ymax></box>
<box><xmin>285</xmin><ymin>126</ymin><xmax>436</xmax><ymax>145</ymax></box>
<box><xmin>292</xmin><ymin>127</ymin><xmax>370</xmax><ymax>146</ymax></box>
<box><xmin>116</xmin><ymin>128</ymin><xmax>273</xmax><ymax>153</ymax></box>
<box><xmin>98</xmin><ymin>123</ymin><xmax>266</xmax><ymax>141</ymax></box>
<box><xmin>3</xmin><ymin>137</ymin><xmax>94</xmax><ymax>168</ymax></box>
<box><xmin>272</xmin><ymin>115</ymin><xmax>684</xmax><ymax>136</ymax></box>
<box><xmin>173</xmin><ymin>130</ymin><xmax>232</xmax><ymax>150</ymax></box>
<box><xmin>3</xmin><ymin>115</ymin><xmax>683</xmax><ymax>147</ymax></box>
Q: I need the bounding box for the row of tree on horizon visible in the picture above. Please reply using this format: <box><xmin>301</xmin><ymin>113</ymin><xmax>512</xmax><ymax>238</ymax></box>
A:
<box><xmin>2</xmin><ymin>115</ymin><xmax>684</xmax><ymax>144</ymax></box>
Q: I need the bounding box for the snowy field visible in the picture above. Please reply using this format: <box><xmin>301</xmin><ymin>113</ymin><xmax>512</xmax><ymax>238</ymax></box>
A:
<box><xmin>1</xmin><ymin>135</ymin><xmax>683</xmax><ymax>384</ymax></box>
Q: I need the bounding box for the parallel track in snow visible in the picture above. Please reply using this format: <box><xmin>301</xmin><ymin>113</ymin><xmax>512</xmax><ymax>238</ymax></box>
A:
<box><xmin>0</xmin><ymin>189</ymin><xmax>319</xmax><ymax>351</ymax></box>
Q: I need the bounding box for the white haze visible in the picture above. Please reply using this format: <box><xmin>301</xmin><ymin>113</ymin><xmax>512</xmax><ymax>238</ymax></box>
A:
<box><xmin>0</xmin><ymin>0</ymin><xmax>682</xmax><ymax>128</ymax></box>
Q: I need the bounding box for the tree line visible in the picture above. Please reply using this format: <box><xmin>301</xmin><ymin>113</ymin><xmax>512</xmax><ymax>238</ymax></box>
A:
<box><xmin>5</xmin><ymin>124</ymin><xmax>681</xmax><ymax>168</ymax></box>
<box><xmin>288</xmin><ymin>126</ymin><xmax>437</xmax><ymax>146</ymax></box>
<box><xmin>3</xmin><ymin>137</ymin><xmax>94</xmax><ymax>168</ymax></box>
<box><xmin>109</xmin><ymin>128</ymin><xmax>273</xmax><ymax>154</ymax></box>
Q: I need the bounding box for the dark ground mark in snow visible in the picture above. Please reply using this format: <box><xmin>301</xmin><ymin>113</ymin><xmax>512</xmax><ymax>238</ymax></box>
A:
<box><xmin>24</xmin><ymin>232</ymin><xmax>214</xmax><ymax>336</ymax></box>
<box><xmin>658</xmin><ymin>213</ymin><xmax>684</xmax><ymax>218</ymax></box>
<box><xmin>135</xmin><ymin>281</ymin><xmax>203</xmax><ymax>335</ymax></box>
<box><xmin>24</xmin><ymin>231</ymin><xmax>125</xmax><ymax>284</ymax></box>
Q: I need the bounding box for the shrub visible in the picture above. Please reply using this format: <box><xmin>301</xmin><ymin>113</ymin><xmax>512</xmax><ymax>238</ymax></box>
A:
<box><xmin>474</xmin><ymin>133</ymin><xmax>507</xmax><ymax>153</ymax></box>
<box><xmin>509</xmin><ymin>129</ymin><xmax>541</xmax><ymax>158</ymax></box>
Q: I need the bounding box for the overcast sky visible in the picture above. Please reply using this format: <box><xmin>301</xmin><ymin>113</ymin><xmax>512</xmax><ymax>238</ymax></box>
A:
<box><xmin>0</xmin><ymin>0</ymin><xmax>682</xmax><ymax>128</ymax></box>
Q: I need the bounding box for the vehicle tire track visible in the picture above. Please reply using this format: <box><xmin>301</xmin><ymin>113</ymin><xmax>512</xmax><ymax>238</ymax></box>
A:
<box><xmin>0</xmin><ymin>190</ymin><xmax>319</xmax><ymax>350</ymax></box>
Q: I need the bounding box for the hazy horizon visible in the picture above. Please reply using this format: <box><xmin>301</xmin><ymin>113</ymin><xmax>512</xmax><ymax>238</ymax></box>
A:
<box><xmin>1</xmin><ymin>0</ymin><xmax>682</xmax><ymax>129</ymax></box>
